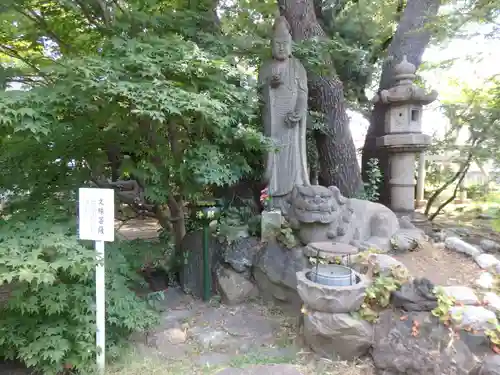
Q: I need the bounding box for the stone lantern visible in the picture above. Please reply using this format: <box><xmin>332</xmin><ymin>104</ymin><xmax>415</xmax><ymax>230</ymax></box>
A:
<box><xmin>374</xmin><ymin>56</ymin><xmax>438</xmax><ymax>217</ymax></box>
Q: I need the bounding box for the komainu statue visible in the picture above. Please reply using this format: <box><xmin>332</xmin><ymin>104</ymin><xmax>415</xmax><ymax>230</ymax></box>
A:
<box><xmin>287</xmin><ymin>185</ymin><xmax>426</xmax><ymax>252</ymax></box>
<box><xmin>258</xmin><ymin>15</ymin><xmax>310</xmax><ymax>215</ymax></box>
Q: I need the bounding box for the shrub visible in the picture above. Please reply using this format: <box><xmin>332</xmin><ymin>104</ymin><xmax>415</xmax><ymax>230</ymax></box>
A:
<box><xmin>0</xmin><ymin>218</ymin><xmax>159</xmax><ymax>375</ymax></box>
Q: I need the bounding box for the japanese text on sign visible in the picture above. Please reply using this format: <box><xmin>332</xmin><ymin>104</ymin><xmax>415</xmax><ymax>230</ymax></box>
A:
<box><xmin>78</xmin><ymin>188</ymin><xmax>115</xmax><ymax>242</ymax></box>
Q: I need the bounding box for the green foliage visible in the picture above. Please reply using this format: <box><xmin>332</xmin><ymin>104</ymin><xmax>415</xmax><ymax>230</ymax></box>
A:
<box><xmin>216</xmin><ymin>206</ymin><xmax>254</xmax><ymax>243</ymax></box>
<box><xmin>275</xmin><ymin>221</ymin><xmax>299</xmax><ymax>249</ymax></box>
<box><xmin>0</xmin><ymin>217</ymin><xmax>158</xmax><ymax>374</ymax></box>
<box><xmin>431</xmin><ymin>286</ymin><xmax>456</xmax><ymax>324</ymax></box>
<box><xmin>356</xmin><ymin>158</ymin><xmax>382</xmax><ymax>201</ymax></box>
<box><xmin>355</xmin><ymin>253</ymin><xmax>410</xmax><ymax>322</ymax></box>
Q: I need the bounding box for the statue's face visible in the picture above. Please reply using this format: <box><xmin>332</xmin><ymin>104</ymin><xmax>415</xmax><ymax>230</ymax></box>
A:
<box><xmin>291</xmin><ymin>185</ymin><xmax>339</xmax><ymax>224</ymax></box>
<box><xmin>272</xmin><ymin>37</ymin><xmax>292</xmax><ymax>60</ymax></box>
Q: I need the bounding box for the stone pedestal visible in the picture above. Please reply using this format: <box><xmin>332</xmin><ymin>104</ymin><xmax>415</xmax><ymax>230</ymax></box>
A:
<box><xmin>373</xmin><ymin>55</ymin><xmax>437</xmax><ymax>217</ymax></box>
<box><xmin>416</xmin><ymin>151</ymin><xmax>426</xmax><ymax>207</ymax></box>
<box><xmin>377</xmin><ymin>133</ymin><xmax>431</xmax><ymax>215</ymax></box>
<box><xmin>261</xmin><ymin>210</ymin><xmax>282</xmax><ymax>241</ymax></box>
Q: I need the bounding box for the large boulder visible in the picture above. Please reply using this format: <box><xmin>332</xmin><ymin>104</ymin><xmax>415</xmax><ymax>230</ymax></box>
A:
<box><xmin>372</xmin><ymin>310</ymin><xmax>479</xmax><ymax>375</ymax></box>
<box><xmin>216</xmin><ymin>265</ymin><xmax>258</xmax><ymax>305</ymax></box>
<box><xmin>253</xmin><ymin>240</ymin><xmax>309</xmax><ymax>309</ymax></box>
<box><xmin>304</xmin><ymin>311</ymin><xmax>373</xmax><ymax>360</ymax></box>
<box><xmin>391</xmin><ymin>278</ymin><xmax>438</xmax><ymax>312</ymax></box>
<box><xmin>223</xmin><ymin>237</ymin><xmax>261</xmax><ymax>273</ymax></box>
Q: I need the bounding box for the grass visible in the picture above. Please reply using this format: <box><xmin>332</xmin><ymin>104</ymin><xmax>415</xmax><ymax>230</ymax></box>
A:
<box><xmin>102</xmin><ymin>347</ymin><xmax>374</xmax><ymax>375</ymax></box>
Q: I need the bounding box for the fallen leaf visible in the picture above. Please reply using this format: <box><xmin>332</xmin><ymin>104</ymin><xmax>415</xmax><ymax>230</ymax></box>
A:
<box><xmin>492</xmin><ymin>345</ymin><xmax>500</xmax><ymax>354</ymax></box>
<box><xmin>400</xmin><ymin>315</ymin><xmax>408</xmax><ymax>321</ymax></box>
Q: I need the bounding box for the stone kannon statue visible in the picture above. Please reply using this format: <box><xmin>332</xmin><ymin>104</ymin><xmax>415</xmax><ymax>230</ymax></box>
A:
<box><xmin>258</xmin><ymin>16</ymin><xmax>310</xmax><ymax>215</ymax></box>
<box><xmin>287</xmin><ymin>185</ymin><xmax>426</xmax><ymax>252</ymax></box>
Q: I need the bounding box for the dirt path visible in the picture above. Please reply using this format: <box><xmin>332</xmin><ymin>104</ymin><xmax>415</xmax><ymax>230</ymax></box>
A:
<box><xmin>393</xmin><ymin>246</ymin><xmax>482</xmax><ymax>287</ymax></box>
<box><xmin>116</xmin><ymin>287</ymin><xmax>374</xmax><ymax>375</ymax></box>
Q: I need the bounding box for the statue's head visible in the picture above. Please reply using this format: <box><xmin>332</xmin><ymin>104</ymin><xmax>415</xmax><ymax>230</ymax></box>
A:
<box><xmin>272</xmin><ymin>16</ymin><xmax>292</xmax><ymax>61</ymax></box>
<box><xmin>290</xmin><ymin>185</ymin><xmax>340</xmax><ymax>224</ymax></box>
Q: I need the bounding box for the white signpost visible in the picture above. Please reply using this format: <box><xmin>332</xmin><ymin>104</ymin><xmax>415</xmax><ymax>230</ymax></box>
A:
<box><xmin>78</xmin><ymin>188</ymin><xmax>115</xmax><ymax>374</ymax></box>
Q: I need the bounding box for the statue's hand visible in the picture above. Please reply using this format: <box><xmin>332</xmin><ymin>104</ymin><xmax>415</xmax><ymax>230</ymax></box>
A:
<box><xmin>285</xmin><ymin>111</ymin><xmax>301</xmax><ymax>127</ymax></box>
<box><xmin>270</xmin><ymin>74</ymin><xmax>282</xmax><ymax>88</ymax></box>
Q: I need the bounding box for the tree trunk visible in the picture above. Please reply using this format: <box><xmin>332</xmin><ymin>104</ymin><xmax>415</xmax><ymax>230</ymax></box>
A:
<box><xmin>362</xmin><ymin>0</ymin><xmax>441</xmax><ymax>205</ymax></box>
<box><xmin>278</xmin><ymin>0</ymin><xmax>363</xmax><ymax>197</ymax></box>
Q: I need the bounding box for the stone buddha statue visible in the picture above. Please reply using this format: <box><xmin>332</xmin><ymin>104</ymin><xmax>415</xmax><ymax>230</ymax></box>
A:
<box><xmin>258</xmin><ymin>15</ymin><xmax>310</xmax><ymax>215</ymax></box>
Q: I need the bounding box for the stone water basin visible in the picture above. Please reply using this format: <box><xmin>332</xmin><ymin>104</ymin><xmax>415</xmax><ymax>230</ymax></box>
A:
<box><xmin>296</xmin><ymin>268</ymin><xmax>370</xmax><ymax>313</ymax></box>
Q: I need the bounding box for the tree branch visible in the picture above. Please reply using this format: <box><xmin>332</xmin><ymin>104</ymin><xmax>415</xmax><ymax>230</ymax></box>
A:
<box><xmin>428</xmin><ymin>161</ymin><xmax>470</xmax><ymax>221</ymax></box>
<box><xmin>12</xmin><ymin>6</ymin><xmax>72</xmax><ymax>53</ymax></box>
<box><xmin>424</xmin><ymin>142</ymin><xmax>476</xmax><ymax>216</ymax></box>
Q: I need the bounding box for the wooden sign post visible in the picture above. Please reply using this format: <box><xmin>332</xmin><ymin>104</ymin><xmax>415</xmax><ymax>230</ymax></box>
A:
<box><xmin>78</xmin><ymin>188</ymin><xmax>115</xmax><ymax>374</ymax></box>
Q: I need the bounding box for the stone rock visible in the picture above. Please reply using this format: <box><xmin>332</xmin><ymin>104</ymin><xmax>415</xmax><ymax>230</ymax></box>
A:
<box><xmin>261</xmin><ymin>210</ymin><xmax>282</xmax><ymax>241</ymax></box>
<box><xmin>480</xmin><ymin>239</ymin><xmax>500</xmax><ymax>253</ymax></box>
<box><xmin>253</xmin><ymin>241</ymin><xmax>308</xmax><ymax>309</ymax></box>
<box><xmin>478</xmin><ymin>213</ymin><xmax>494</xmax><ymax>220</ymax></box>
<box><xmin>215</xmin><ymin>364</ymin><xmax>304</xmax><ymax>375</ymax></box>
<box><xmin>431</xmin><ymin>230</ymin><xmax>447</xmax><ymax>243</ymax></box>
<box><xmin>190</xmin><ymin>327</ymin><xmax>232</xmax><ymax>350</ymax></box>
<box><xmin>471</xmin><ymin>355</ymin><xmax>500</xmax><ymax>375</ymax></box>
<box><xmin>216</xmin><ymin>266</ymin><xmax>257</xmax><ymax>305</ymax></box>
<box><xmin>352</xmin><ymin>253</ymin><xmax>408</xmax><ymax>276</ymax></box>
<box><xmin>180</xmin><ymin>230</ymin><xmax>224</xmax><ymax>298</ymax></box>
<box><xmin>484</xmin><ymin>292</ymin><xmax>500</xmax><ymax>314</ymax></box>
<box><xmin>476</xmin><ymin>272</ymin><xmax>495</xmax><ymax>289</ymax></box>
<box><xmin>223</xmin><ymin>237</ymin><xmax>260</xmax><ymax>273</ymax></box>
<box><xmin>296</xmin><ymin>269</ymin><xmax>369</xmax><ymax>313</ymax></box>
<box><xmin>445</xmin><ymin>237</ymin><xmax>482</xmax><ymax>257</ymax></box>
<box><xmin>497</xmin><ymin>263</ymin><xmax>500</xmax><ymax>274</ymax></box>
<box><xmin>390</xmin><ymin>229</ymin><xmax>427</xmax><ymax>252</ymax></box>
<box><xmin>475</xmin><ymin>253</ymin><xmax>500</xmax><ymax>270</ymax></box>
<box><xmin>391</xmin><ymin>278</ymin><xmax>438</xmax><ymax>311</ymax></box>
<box><xmin>149</xmin><ymin>327</ymin><xmax>187</xmax><ymax>350</ymax></box>
<box><xmin>303</xmin><ymin>311</ymin><xmax>373</xmax><ymax>360</ymax></box>
<box><xmin>372</xmin><ymin>310</ymin><xmax>479</xmax><ymax>375</ymax></box>
<box><xmin>442</xmin><ymin>286</ymin><xmax>479</xmax><ymax>305</ymax></box>
<box><xmin>449</xmin><ymin>305</ymin><xmax>498</xmax><ymax>331</ymax></box>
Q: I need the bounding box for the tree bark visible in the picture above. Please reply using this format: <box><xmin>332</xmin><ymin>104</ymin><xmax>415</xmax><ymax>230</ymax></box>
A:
<box><xmin>362</xmin><ymin>0</ymin><xmax>441</xmax><ymax>205</ymax></box>
<box><xmin>278</xmin><ymin>0</ymin><xmax>363</xmax><ymax>197</ymax></box>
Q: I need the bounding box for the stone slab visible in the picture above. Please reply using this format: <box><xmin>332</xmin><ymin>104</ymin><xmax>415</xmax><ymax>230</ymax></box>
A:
<box><xmin>261</xmin><ymin>210</ymin><xmax>282</xmax><ymax>241</ymax></box>
<box><xmin>442</xmin><ymin>286</ymin><xmax>479</xmax><ymax>305</ymax></box>
<box><xmin>445</xmin><ymin>237</ymin><xmax>482</xmax><ymax>257</ymax></box>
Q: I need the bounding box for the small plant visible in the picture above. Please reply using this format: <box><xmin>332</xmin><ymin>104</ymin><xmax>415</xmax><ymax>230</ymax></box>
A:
<box><xmin>356</xmin><ymin>158</ymin><xmax>382</xmax><ymax>202</ymax></box>
<box><xmin>357</xmin><ymin>262</ymin><xmax>410</xmax><ymax>323</ymax></box>
<box><xmin>431</xmin><ymin>286</ymin><xmax>456</xmax><ymax>325</ymax></box>
<box><xmin>276</xmin><ymin>222</ymin><xmax>299</xmax><ymax>249</ymax></box>
<box><xmin>216</xmin><ymin>206</ymin><xmax>254</xmax><ymax>243</ymax></box>
<box><xmin>485</xmin><ymin>324</ymin><xmax>500</xmax><ymax>353</ymax></box>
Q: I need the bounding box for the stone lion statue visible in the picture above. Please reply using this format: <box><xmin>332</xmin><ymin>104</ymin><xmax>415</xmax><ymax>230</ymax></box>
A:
<box><xmin>287</xmin><ymin>185</ymin><xmax>425</xmax><ymax>252</ymax></box>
